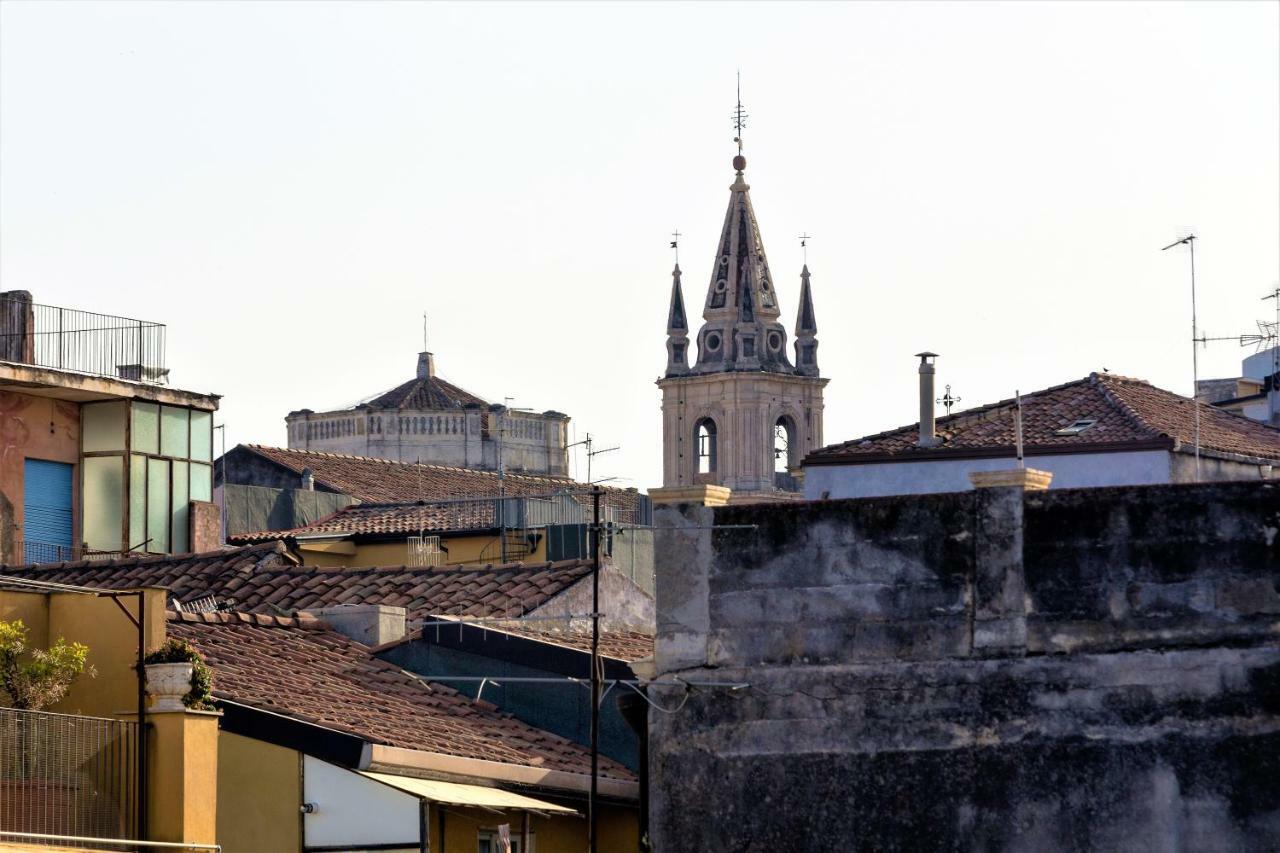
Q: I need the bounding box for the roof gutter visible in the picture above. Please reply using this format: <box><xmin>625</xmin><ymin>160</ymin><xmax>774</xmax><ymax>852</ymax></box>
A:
<box><xmin>366</xmin><ymin>744</ymin><xmax>639</xmax><ymax>801</ymax></box>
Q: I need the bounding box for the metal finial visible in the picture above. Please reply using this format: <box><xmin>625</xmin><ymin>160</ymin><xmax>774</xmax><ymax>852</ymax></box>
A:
<box><xmin>732</xmin><ymin>71</ymin><xmax>748</xmax><ymax>156</ymax></box>
<box><xmin>799</xmin><ymin>233</ymin><xmax>812</xmax><ymax>264</ymax></box>
<box><xmin>670</xmin><ymin>229</ymin><xmax>682</xmax><ymax>265</ymax></box>
<box><xmin>422</xmin><ymin>312</ymin><xmax>428</xmax><ymax>350</ymax></box>
<box><xmin>937</xmin><ymin>384</ymin><xmax>961</xmax><ymax>415</ymax></box>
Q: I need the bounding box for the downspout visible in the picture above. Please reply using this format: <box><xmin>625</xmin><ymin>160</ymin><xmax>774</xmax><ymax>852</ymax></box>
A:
<box><xmin>136</xmin><ymin>589</ymin><xmax>148</xmax><ymax>840</ymax></box>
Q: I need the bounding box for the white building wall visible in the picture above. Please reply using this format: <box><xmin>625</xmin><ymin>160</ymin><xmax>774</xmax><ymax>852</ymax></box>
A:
<box><xmin>803</xmin><ymin>450</ymin><xmax>1174</xmax><ymax>500</ymax></box>
<box><xmin>302</xmin><ymin>756</ymin><xmax>419</xmax><ymax>850</ymax></box>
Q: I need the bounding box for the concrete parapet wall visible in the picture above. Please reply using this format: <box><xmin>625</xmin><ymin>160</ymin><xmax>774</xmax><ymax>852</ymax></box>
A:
<box><xmin>650</xmin><ymin>481</ymin><xmax>1280</xmax><ymax>851</ymax></box>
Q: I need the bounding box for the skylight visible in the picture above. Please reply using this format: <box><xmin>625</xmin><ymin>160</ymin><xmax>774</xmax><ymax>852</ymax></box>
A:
<box><xmin>1054</xmin><ymin>419</ymin><xmax>1097</xmax><ymax>436</ymax></box>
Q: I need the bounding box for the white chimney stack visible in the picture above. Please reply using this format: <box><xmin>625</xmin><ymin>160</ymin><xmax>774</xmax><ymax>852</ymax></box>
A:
<box><xmin>916</xmin><ymin>352</ymin><xmax>941</xmax><ymax>448</ymax></box>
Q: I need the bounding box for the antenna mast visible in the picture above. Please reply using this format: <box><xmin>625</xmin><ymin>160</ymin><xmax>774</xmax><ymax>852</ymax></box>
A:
<box><xmin>1162</xmin><ymin>234</ymin><xmax>1200</xmax><ymax>482</ymax></box>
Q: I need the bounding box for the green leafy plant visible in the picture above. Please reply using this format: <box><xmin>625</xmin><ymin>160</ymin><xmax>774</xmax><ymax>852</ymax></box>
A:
<box><xmin>143</xmin><ymin>638</ymin><xmax>214</xmax><ymax>710</ymax></box>
<box><xmin>0</xmin><ymin>619</ymin><xmax>95</xmax><ymax>710</ymax></box>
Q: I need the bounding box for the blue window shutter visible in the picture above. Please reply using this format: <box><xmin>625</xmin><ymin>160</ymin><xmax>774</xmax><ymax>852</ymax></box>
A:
<box><xmin>23</xmin><ymin>458</ymin><xmax>74</xmax><ymax>563</ymax></box>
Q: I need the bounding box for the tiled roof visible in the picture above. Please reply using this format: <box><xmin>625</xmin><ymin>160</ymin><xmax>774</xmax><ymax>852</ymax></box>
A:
<box><xmin>364</xmin><ymin>374</ymin><xmax>488</xmax><ymax>411</ymax></box>
<box><xmin>394</xmin><ymin>617</ymin><xmax>655</xmax><ymax>663</ymax></box>
<box><xmin>807</xmin><ymin>372</ymin><xmax>1280</xmax><ymax>465</ymax></box>
<box><xmin>168</xmin><ymin>611</ymin><xmax>631</xmax><ymax>780</ymax></box>
<box><xmin>0</xmin><ymin>540</ymin><xmax>296</xmax><ymax>581</ymax></box>
<box><xmin>3</xmin><ymin>544</ymin><xmax>596</xmax><ymax>622</ymax></box>
<box><xmin>237</xmin><ymin>445</ymin><xmax>642</xmax><ymax>513</ymax></box>
<box><xmin>230</xmin><ymin>500</ymin><xmax>512</xmax><ymax>542</ymax></box>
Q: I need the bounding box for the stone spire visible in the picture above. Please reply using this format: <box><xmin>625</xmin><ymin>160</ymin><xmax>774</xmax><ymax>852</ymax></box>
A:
<box><xmin>794</xmin><ymin>264</ymin><xmax>819</xmax><ymax>376</ymax></box>
<box><xmin>665</xmin><ymin>264</ymin><xmax>690</xmax><ymax>376</ymax></box>
<box><xmin>692</xmin><ymin>153</ymin><xmax>793</xmax><ymax>374</ymax></box>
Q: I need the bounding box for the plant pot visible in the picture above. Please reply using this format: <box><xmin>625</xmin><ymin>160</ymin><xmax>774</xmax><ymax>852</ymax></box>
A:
<box><xmin>145</xmin><ymin>662</ymin><xmax>193</xmax><ymax>711</ymax></box>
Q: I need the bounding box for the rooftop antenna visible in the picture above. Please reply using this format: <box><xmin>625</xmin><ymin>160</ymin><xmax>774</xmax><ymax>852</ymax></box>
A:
<box><xmin>799</xmin><ymin>233</ymin><xmax>812</xmax><ymax>265</ymax></box>
<box><xmin>670</xmin><ymin>229</ymin><xmax>681</xmax><ymax>265</ymax></box>
<box><xmin>1161</xmin><ymin>233</ymin><xmax>1200</xmax><ymax>481</ymax></box>
<box><xmin>732</xmin><ymin>71</ymin><xmax>748</xmax><ymax>157</ymax></box>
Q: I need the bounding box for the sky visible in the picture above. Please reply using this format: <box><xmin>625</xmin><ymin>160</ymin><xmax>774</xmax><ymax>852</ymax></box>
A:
<box><xmin>1</xmin><ymin>1</ymin><xmax>1277</xmax><ymax>489</ymax></box>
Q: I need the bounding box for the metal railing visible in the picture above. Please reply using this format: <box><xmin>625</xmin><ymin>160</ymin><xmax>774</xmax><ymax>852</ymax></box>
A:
<box><xmin>0</xmin><ymin>707</ymin><xmax>139</xmax><ymax>849</ymax></box>
<box><xmin>10</xmin><ymin>541</ymin><xmax>129</xmax><ymax>566</ymax></box>
<box><xmin>0</xmin><ymin>295</ymin><xmax>167</xmax><ymax>384</ymax></box>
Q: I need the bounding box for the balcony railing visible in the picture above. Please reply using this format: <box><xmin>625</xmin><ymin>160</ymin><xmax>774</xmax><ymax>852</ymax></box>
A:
<box><xmin>0</xmin><ymin>293</ymin><xmax>167</xmax><ymax>384</ymax></box>
<box><xmin>0</xmin><ymin>707</ymin><xmax>139</xmax><ymax>849</ymax></box>
<box><xmin>10</xmin><ymin>541</ymin><xmax>128</xmax><ymax>566</ymax></box>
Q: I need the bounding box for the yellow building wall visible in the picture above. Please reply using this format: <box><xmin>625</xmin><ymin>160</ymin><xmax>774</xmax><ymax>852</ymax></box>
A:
<box><xmin>432</xmin><ymin>802</ymin><xmax>637</xmax><ymax>853</ymax></box>
<box><xmin>295</xmin><ymin>532</ymin><xmax>549</xmax><ymax>569</ymax></box>
<box><xmin>216</xmin><ymin>731</ymin><xmax>302</xmax><ymax>853</ymax></box>
<box><xmin>0</xmin><ymin>588</ymin><xmax>163</xmax><ymax>718</ymax></box>
<box><xmin>48</xmin><ymin>588</ymin><xmax>166</xmax><ymax>718</ymax></box>
<box><xmin>147</xmin><ymin>710</ymin><xmax>220</xmax><ymax>845</ymax></box>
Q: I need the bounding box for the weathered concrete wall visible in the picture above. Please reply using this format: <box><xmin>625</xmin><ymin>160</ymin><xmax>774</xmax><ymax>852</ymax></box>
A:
<box><xmin>650</xmin><ymin>481</ymin><xmax>1280</xmax><ymax>852</ymax></box>
<box><xmin>533</xmin><ymin>559</ymin><xmax>654</xmax><ymax>633</ymax></box>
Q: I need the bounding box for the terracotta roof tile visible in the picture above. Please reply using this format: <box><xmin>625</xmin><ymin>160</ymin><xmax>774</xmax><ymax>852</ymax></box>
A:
<box><xmin>807</xmin><ymin>372</ymin><xmax>1280</xmax><ymax>464</ymax></box>
<box><xmin>3</xmin><ymin>544</ymin><xmax>595</xmax><ymax>623</ymax></box>
<box><xmin>394</xmin><ymin>618</ymin><xmax>655</xmax><ymax>663</ymax></box>
<box><xmin>231</xmin><ymin>445</ymin><xmax>641</xmax><ymax>520</ymax></box>
<box><xmin>167</xmin><ymin>611</ymin><xmax>630</xmax><ymax>781</ymax></box>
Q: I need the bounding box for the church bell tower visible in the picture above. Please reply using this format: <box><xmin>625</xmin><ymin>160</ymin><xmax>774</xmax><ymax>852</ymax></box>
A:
<box><xmin>656</xmin><ymin>99</ymin><xmax>827</xmax><ymax>500</ymax></box>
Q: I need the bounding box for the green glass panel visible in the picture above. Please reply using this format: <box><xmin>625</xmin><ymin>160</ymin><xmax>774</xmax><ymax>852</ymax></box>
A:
<box><xmin>82</xmin><ymin>456</ymin><xmax>123</xmax><ymax>552</ymax></box>
<box><xmin>189</xmin><ymin>411</ymin><xmax>213</xmax><ymax>462</ymax></box>
<box><xmin>160</xmin><ymin>407</ymin><xmax>189</xmax><ymax>458</ymax></box>
<box><xmin>147</xmin><ymin>458</ymin><xmax>169</xmax><ymax>554</ymax></box>
<box><xmin>82</xmin><ymin>401</ymin><xmax>126</xmax><ymax>452</ymax></box>
<box><xmin>171</xmin><ymin>461</ymin><xmax>189</xmax><ymax>554</ymax></box>
<box><xmin>129</xmin><ymin>454</ymin><xmax>147</xmax><ymax>552</ymax></box>
<box><xmin>190</xmin><ymin>462</ymin><xmax>213</xmax><ymax>504</ymax></box>
<box><xmin>131</xmin><ymin>402</ymin><xmax>159</xmax><ymax>455</ymax></box>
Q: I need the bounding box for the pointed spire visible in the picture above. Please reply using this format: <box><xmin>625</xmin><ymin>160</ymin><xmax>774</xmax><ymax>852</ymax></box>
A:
<box><xmin>665</xmin><ymin>264</ymin><xmax>690</xmax><ymax>376</ymax></box>
<box><xmin>667</xmin><ymin>264</ymin><xmax>688</xmax><ymax>333</ymax></box>
<box><xmin>794</xmin><ymin>264</ymin><xmax>819</xmax><ymax>376</ymax></box>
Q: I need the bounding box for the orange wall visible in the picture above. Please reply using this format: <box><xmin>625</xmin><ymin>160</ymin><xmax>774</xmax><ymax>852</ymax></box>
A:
<box><xmin>0</xmin><ymin>390</ymin><xmax>81</xmax><ymax>563</ymax></box>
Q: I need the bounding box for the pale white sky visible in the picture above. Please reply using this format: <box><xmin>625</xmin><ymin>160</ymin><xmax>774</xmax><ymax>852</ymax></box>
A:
<box><xmin>2</xmin><ymin>1</ymin><xmax>1277</xmax><ymax>489</ymax></box>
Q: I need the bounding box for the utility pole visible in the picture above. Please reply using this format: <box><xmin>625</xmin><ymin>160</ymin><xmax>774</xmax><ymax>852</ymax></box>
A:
<box><xmin>589</xmin><ymin>486</ymin><xmax>602</xmax><ymax>853</ymax></box>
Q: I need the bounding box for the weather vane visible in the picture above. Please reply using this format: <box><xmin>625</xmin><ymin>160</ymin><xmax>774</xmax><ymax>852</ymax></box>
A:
<box><xmin>670</xmin><ymin>229</ymin><xmax>682</xmax><ymax>265</ymax></box>
<box><xmin>732</xmin><ymin>71</ymin><xmax>748</xmax><ymax>155</ymax></box>
<box><xmin>937</xmin><ymin>384</ymin><xmax>961</xmax><ymax>415</ymax></box>
<box><xmin>799</xmin><ymin>233</ymin><xmax>812</xmax><ymax>264</ymax></box>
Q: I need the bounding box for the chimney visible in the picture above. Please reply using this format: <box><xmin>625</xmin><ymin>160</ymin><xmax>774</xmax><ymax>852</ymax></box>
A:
<box><xmin>417</xmin><ymin>351</ymin><xmax>435</xmax><ymax>379</ymax></box>
<box><xmin>916</xmin><ymin>352</ymin><xmax>941</xmax><ymax>448</ymax></box>
<box><xmin>300</xmin><ymin>467</ymin><xmax>315</xmax><ymax>491</ymax></box>
<box><xmin>304</xmin><ymin>604</ymin><xmax>408</xmax><ymax>647</ymax></box>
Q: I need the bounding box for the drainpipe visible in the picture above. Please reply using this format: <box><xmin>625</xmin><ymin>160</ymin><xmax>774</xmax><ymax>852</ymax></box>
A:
<box><xmin>916</xmin><ymin>352</ymin><xmax>941</xmax><ymax>448</ymax></box>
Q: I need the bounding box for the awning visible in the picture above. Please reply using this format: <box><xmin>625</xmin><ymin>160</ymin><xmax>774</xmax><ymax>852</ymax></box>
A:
<box><xmin>358</xmin><ymin>771</ymin><xmax>577</xmax><ymax>815</ymax></box>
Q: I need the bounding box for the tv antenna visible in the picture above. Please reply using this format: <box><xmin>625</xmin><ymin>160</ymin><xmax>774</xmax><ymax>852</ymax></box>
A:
<box><xmin>1161</xmin><ymin>233</ymin><xmax>1201</xmax><ymax>481</ymax></box>
<box><xmin>568</xmin><ymin>433</ymin><xmax>620</xmax><ymax>486</ymax></box>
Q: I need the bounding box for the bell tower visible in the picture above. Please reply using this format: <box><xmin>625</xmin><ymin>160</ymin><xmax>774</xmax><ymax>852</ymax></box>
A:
<box><xmin>655</xmin><ymin>98</ymin><xmax>827</xmax><ymax>501</ymax></box>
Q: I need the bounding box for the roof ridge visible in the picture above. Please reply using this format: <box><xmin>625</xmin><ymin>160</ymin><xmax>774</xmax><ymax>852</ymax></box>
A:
<box><xmin>246</xmin><ymin>444</ymin><xmax>575</xmax><ymax>482</ymax></box>
<box><xmin>4</xmin><ymin>540</ymin><xmax>289</xmax><ymax>573</ymax></box>
<box><xmin>1089</xmin><ymin>372</ymin><xmax>1166</xmax><ymax>439</ymax></box>
<box><xmin>166</xmin><ymin>609</ymin><xmax>325</xmax><ymax>629</ymax></box>
<box><xmin>253</xmin><ymin>557</ymin><xmax>593</xmax><ymax>577</ymax></box>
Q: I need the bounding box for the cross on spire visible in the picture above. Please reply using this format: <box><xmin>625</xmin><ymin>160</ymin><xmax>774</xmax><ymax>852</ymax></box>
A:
<box><xmin>670</xmin><ymin>229</ymin><xmax>682</xmax><ymax>264</ymax></box>
<box><xmin>732</xmin><ymin>71</ymin><xmax>748</xmax><ymax>155</ymax></box>
<box><xmin>799</xmin><ymin>233</ymin><xmax>812</xmax><ymax>264</ymax></box>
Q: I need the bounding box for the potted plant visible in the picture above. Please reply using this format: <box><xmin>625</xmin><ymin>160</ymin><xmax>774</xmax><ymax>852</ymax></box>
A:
<box><xmin>143</xmin><ymin>639</ymin><xmax>213</xmax><ymax>711</ymax></box>
<box><xmin>0</xmin><ymin>619</ymin><xmax>93</xmax><ymax>710</ymax></box>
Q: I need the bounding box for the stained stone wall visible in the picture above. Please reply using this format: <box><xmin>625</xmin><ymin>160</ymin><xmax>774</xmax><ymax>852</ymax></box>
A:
<box><xmin>650</xmin><ymin>481</ymin><xmax>1280</xmax><ymax>852</ymax></box>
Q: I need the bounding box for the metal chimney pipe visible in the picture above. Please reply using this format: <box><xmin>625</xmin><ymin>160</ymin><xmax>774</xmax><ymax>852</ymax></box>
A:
<box><xmin>916</xmin><ymin>352</ymin><xmax>940</xmax><ymax>448</ymax></box>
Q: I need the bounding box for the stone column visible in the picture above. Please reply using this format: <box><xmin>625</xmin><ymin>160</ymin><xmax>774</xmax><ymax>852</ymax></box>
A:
<box><xmin>651</xmin><ymin>501</ymin><xmax>717</xmax><ymax>675</ymax></box>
